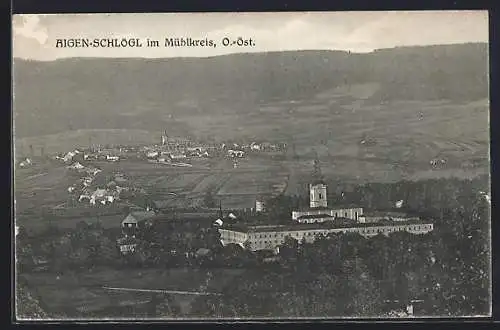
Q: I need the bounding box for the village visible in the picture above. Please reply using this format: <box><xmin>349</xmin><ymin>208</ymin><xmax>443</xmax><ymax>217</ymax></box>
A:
<box><xmin>16</xmin><ymin>131</ymin><xmax>288</xmax><ymax>210</ymax></box>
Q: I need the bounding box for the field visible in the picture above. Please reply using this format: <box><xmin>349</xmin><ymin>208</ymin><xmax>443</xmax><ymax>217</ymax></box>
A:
<box><xmin>14</xmin><ymin>89</ymin><xmax>490</xmax><ymax>232</ymax></box>
<box><xmin>14</xmin><ymin>161</ymin><xmax>128</xmax><ymax>234</ymax></box>
<box><xmin>15</xmin><ymin>129</ymin><xmax>161</xmax><ymax>157</ymax></box>
<box><xmin>19</xmin><ymin>267</ymin><xmax>245</xmax><ymax>319</ymax></box>
<box><xmin>15</xmin><ymin>92</ymin><xmax>490</xmax><ymax>184</ymax></box>
<box><xmin>82</xmin><ymin>158</ymin><xmax>292</xmax><ymax>211</ymax></box>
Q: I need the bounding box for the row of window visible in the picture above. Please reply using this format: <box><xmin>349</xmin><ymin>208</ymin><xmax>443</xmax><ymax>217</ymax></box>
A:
<box><xmin>223</xmin><ymin>225</ymin><xmax>432</xmax><ymax>242</ymax></box>
<box><xmin>242</xmin><ymin>225</ymin><xmax>433</xmax><ymax>241</ymax></box>
<box><xmin>253</xmin><ymin>239</ymin><xmax>283</xmax><ymax>246</ymax></box>
<box><xmin>244</xmin><ymin>226</ymin><xmax>433</xmax><ymax>248</ymax></box>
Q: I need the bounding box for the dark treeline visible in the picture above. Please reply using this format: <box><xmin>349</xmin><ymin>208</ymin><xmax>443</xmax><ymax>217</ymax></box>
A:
<box><xmin>248</xmin><ymin>175</ymin><xmax>490</xmax><ymax>226</ymax></box>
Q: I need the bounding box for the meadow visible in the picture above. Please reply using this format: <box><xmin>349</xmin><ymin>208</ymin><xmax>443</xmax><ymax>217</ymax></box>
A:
<box><xmin>20</xmin><ymin>267</ymin><xmax>245</xmax><ymax>318</ymax></box>
<box><xmin>14</xmin><ymin>83</ymin><xmax>490</xmax><ymax>233</ymax></box>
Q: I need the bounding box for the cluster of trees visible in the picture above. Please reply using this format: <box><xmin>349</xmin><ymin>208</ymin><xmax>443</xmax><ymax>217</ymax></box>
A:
<box><xmin>17</xmin><ymin>222</ymin><xmax>121</xmax><ymax>272</ymax></box>
<box><xmin>190</xmin><ymin>176</ymin><xmax>490</xmax><ymax>318</ymax></box>
<box><xmin>17</xmin><ymin>215</ymin><xmax>256</xmax><ymax>273</ymax></box>
<box><xmin>131</xmin><ymin>221</ymin><xmax>269</xmax><ymax>269</ymax></box>
<box><xmin>16</xmin><ymin>278</ymin><xmax>49</xmax><ymax>319</ymax></box>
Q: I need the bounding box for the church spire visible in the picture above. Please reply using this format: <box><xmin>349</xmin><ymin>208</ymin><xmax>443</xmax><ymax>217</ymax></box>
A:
<box><xmin>312</xmin><ymin>149</ymin><xmax>323</xmax><ymax>183</ymax></box>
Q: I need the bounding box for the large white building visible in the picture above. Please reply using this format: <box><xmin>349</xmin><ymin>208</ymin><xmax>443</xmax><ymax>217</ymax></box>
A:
<box><xmin>219</xmin><ymin>222</ymin><xmax>434</xmax><ymax>251</ymax></box>
<box><xmin>292</xmin><ymin>207</ymin><xmax>364</xmax><ymax>223</ymax></box>
<box><xmin>218</xmin><ymin>181</ymin><xmax>434</xmax><ymax>251</ymax></box>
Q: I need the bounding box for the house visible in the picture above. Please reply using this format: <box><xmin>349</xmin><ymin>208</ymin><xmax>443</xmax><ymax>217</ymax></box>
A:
<box><xmin>121</xmin><ymin>210</ymin><xmax>156</xmax><ymax>236</ymax></box>
<box><xmin>146</xmin><ymin>151</ymin><xmax>159</xmax><ymax>158</ymax></box>
<box><xmin>90</xmin><ymin>188</ymin><xmax>107</xmax><ymax>205</ymax></box>
<box><xmin>83</xmin><ymin>153</ymin><xmax>98</xmax><ymax>160</ymax></box>
<box><xmin>79</xmin><ymin>193</ymin><xmax>91</xmax><ymax>202</ymax></box>
<box><xmin>61</xmin><ymin>151</ymin><xmax>77</xmax><ymax>163</ymax></box>
<box><xmin>117</xmin><ymin>236</ymin><xmax>138</xmax><ymax>255</ymax></box>
<box><xmin>250</xmin><ymin>142</ymin><xmax>261</xmax><ymax>151</ymax></box>
<box><xmin>170</xmin><ymin>152</ymin><xmax>187</xmax><ymax>160</ymax></box>
<box><xmin>68</xmin><ymin>162</ymin><xmax>85</xmax><ymax>170</ymax></box>
<box><xmin>81</xmin><ymin>177</ymin><xmax>93</xmax><ymax>187</ymax></box>
<box><xmin>19</xmin><ymin>158</ymin><xmax>32</xmax><ymax>168</ymax></box>
<box><xmin>85</xmin><ymin>167</ymin><xmax>101</xmax><ymax>176</ymax></box>
<box><xmin>227</xmin><ymin>149</ymin><xmax>245</xmax><ymax>158</ymax></box>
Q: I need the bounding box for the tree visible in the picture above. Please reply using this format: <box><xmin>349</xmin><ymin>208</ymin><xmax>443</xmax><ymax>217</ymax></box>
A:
<box><xmin>204</xmin><ymin>190</ymin><xmax>216</xmax><ymax>208</ymax></box>
<box><xmin>339</xmin><ymin>257</ymin><xmax>383</xmax><ymax>316</ymax></box>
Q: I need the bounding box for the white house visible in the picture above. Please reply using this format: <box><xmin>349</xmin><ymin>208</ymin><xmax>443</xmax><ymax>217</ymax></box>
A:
<box><xmin>106</xmin><ymin>155</ymin><xmax>120</xmax><ymax>162</ymax></box>
<box><xmin>250</xmin><ymin>143</ymin><xmax>261</xmax><ymax>151</ymax></box>
<box><xmin>19</xmin><ymin>158</ymin><xmax>32</xmax><ymax>168</ymax></box>
<box><xmin>68</xmin><ymin>162</ymin><xmax>85</xmax><ymax>170</ymax></box>
<box><xmin>146</xmin><ymin>151</ymin><xmax>159</xmax><ymax>158</ymax></box>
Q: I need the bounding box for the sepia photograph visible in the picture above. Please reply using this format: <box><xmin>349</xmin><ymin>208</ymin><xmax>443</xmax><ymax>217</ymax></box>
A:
<box><xmin>12</xmin><ymin>11</ymin><xmax>491</xmax><ymax>320</ymax></box>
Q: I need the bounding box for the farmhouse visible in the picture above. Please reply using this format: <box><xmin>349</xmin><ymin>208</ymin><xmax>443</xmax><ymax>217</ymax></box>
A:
<box><xmin>106</xmin><ymin>155</ymin><xmax>120</xmax><ymax>162</ymax></box>
<box><xmin>227</xmin><ymin>149</ymin><xmax>245</xmax><ymax>158</ymax></box>
<box><xmin>169</xmin><ymin>152</ymin><xmax>187</xmax><ymax>160</ymax></box>
<box><xmin>19</xmin><ymin>158</ymin><xmax>32</xmax><ymax>168</ymax></box>
<box><xmin>121</xmin><ymin>210</ymin><xmax>156</xmax><ymax>237</ymax></box>
<box><xmin>68</xmin><ymin>162</ymin><xmax>85</xmax><ymax>170</ymax></box>
<box><xmin>117</xmin><ymin>236</ymin><xmax>138</xmax><ymax>255</ymax></box>
<box><xmin>146</xmin><ymin>151</ymin><xmax>159</xmax><ymax>158</ymax></box>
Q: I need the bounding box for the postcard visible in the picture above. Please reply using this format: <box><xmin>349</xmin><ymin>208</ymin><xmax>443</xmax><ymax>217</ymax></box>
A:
<box><xmin>12</xmin><ymin>11</ymin><xmax>491</xmax><ymax>320</ymax></box>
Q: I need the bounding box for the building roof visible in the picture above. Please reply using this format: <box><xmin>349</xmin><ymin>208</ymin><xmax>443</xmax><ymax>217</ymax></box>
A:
<box><xmin>297</xmin><ymin>214</ymin><xmax>334</xmax><ymax>220</ymax></box>
<box><xmin>293</xmin><ymin>205</ymin><xmax>363</xmax><ymax>212</ymax></box>
<box><xmin>221</xmin><ymin>219</ymin><xmax>432</xmax><ymax>233</ymax></box>
<box><xmin>92</xmin><ymin>189</ymin><xmax>107</xmax><ymax>198</ymax></box>
<box><xmin>362</xmin><ymin>210</ymin><xmax>419</xmax><ymax>218</ymax></box>
<box><xmin>310</xmin><ymin>180</ymin><xmax>327</xmax><ymax>186</ymax></box>
<box><xmin>122</xmin><ymin>210</ymin><xmax>156</xmax><ymax>225</ymax></box>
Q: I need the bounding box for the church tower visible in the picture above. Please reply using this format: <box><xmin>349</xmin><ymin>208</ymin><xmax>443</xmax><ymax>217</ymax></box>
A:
<box><xmin>309</xmin><ymin>151</ymin><xmax>327</xmax><ymax>208</ymax></box>
<box><xmin>310</xmin><ymin>182</ymin><xmax>327</xmax><ymax>208</ymax></box>
<box><xmin>161</xmin><ymin>130</ymin><xmax>166</xmax><ymax>146</ymax></box>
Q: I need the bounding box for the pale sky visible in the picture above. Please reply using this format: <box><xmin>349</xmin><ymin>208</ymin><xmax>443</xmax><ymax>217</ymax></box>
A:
<box><xmin>12</xmin><ymin>11</ymin><xmax>488</xmax><ymax>61</ymax></box>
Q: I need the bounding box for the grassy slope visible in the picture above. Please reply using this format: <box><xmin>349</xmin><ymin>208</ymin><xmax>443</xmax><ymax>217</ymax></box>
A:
<box><xmin>13</xmin><ymin>44</ymin><xmax>490</xmax><ymax>189</ymax></box>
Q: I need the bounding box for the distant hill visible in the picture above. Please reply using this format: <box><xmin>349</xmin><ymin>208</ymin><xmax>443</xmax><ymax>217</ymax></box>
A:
<box><xmin>14</xmin><ymin>44</ymin><xmax>488</xmax><ymax>144</ymax></box>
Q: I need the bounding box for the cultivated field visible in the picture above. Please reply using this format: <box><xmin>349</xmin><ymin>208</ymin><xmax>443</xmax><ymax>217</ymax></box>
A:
<box><xmin>14</xmin><ymin>89</ymin><xmax>490</xmax><ymax>231</ymax></box>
